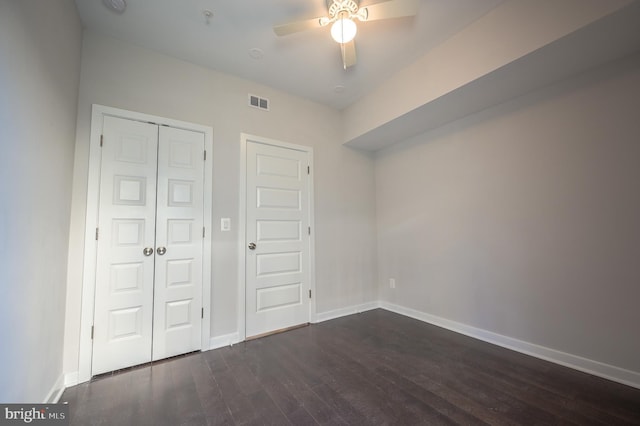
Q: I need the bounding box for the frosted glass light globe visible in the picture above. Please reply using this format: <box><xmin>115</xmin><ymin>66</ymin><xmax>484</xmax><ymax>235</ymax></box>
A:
<box><xmin>331</xmin><ymin>18</ymin><xmax>357</xmax><ymax>44</ymax></box>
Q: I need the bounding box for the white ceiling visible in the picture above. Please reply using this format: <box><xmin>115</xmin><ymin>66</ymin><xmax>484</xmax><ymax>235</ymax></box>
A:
<box><xmin>74</xmin><ymin>0</ymin><xmax>505</xmax><ymax>110</ymax></box>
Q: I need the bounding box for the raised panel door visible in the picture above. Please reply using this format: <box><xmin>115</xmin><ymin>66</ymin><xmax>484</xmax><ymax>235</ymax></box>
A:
<box><xmin>152</xmin><ymin>126</ymin><xmax>204</xmax><ymax>360</ymax></box>
<box><xmin>246</xmin><ymin>141</ymin><xmax>310</xmax><ymax>337</ymax></box>
<box><xmin>92</xmin><ymin>116</ymin><xmax>158</xmax><ymax>375</ymax></box>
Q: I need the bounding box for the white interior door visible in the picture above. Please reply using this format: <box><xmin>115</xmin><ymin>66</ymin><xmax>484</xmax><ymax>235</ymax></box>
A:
<box><xmin>245</xmin><ymin>140</ymin><xmax>311</xmax><ymax>338</ymax></box>
<box><xmin>92</xmin><ymin>116</ymin><xmax>158</xmax><ymax>375</ymax></box>
<box><xmin>152</xmin><ymin>126</ymin><xmax>204</xmax><ymax>360</ymax></box>
<box><xmin>93</xmin><ymin>117</ymin><xmax>205</xmax><ymax>375</ymax></box>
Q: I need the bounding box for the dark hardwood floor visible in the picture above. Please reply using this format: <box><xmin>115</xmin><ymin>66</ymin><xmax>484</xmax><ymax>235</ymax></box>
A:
<box><xmin>61</xmin><ymin>309</ymin><xmax>640</xmax><ymax>425</ymax></box>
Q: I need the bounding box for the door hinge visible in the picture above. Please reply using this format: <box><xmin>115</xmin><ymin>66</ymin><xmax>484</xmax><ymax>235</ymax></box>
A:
<box><xmin>308</xmin><ymin>226</ymin><xmax>311</xmax><ymax>235</ymax></box>
<box><xmin>308</xmin><ymin>289</ymin><xmax>312</xmax><ymax>299</ymax></box>
<box><xmin>203</xmin><ymin>227</ymin><xmax>205</xmax><ymax>238</ymax></box>
<box><xmin>91</xmin><ymin>325</ymin><xmax>94</xmax><ymax>340</ymax></box>
<box><xmin>201</xmin><ymin>308</ymin><xmax>204</xmax><ymax>319</ymax></box>
<box><xmin>307</xmin><ymin>165</ymin><xmax>310</xmax><ymax>175</ymax></box>
<box><xmin>100</xmin><ymin>135</ymin><xmax>103</xmax><ymax>147</ymax></box>
<box><xmin>95</xmin><ymin>228</ymin><xmax>99</xmax><ymax>240</ymax></box>
<box><xmin>204</xmin><ymin>150</ymin><xmax>207</xmax><ymax>161</ymax></box>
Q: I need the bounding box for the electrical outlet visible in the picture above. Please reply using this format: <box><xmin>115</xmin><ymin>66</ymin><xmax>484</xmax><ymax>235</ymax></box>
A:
<box><xmin>389</xmin><ymin>278</ymin><xmax>396</xmax><ymax>289</ymax></box>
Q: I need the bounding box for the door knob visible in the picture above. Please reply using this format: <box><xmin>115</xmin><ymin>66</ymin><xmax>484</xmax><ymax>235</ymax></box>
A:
<box><xmin>248</xmin><ymin>242</ymin><xmax>256</xmax><ymax>250</ymax></box>
<box><xmin>157</xmin><ymin>247</ymin><xmax>167</xmax><ymax>255</ymax></box>
<box><xmin>143</xmin><ymin>247</ymin><xmax>153</xmax><ymax>256</ymax></box>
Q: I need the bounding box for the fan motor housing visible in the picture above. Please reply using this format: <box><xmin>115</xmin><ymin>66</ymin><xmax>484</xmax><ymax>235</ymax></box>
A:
<box><xmin>329</xmin><ymin>0</ymin><xmax>359</xmax><ymax>19</ymax></box>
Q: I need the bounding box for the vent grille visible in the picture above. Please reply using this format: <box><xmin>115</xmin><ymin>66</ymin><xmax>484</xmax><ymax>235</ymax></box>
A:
<box><xmin>249</xmin><ymin>94</ymin><xmax>269</xmax><ymax>111</ymax></box>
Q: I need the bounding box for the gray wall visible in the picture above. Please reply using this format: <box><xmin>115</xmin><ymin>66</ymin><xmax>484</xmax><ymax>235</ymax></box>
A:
<box><xmin>376</xmin><ymin>53</ymin><xmax>640</xmax><ymax>373</ymax></box>
<box><xmin>64</xmin><ymin>32</ymin><xmax>378</xmax><ymax>375</ymax></box>
<box><xmin>0</xmin><ymin>0</ymin><xmax>82</xmax><ymax>402</ymax></box>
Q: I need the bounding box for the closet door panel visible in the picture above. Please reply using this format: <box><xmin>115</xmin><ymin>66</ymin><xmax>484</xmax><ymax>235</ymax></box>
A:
<box><xmin>92</xmin><ymin>116</ymin><xmax>158</xmax><ymax>375</ymax></box>
<box><xmin>152</xmin><ymin>126</ymin><xmax>205</xmax><ymax>360</ymax></box>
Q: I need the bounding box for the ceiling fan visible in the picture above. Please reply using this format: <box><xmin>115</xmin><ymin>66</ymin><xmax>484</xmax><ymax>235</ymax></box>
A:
<box><xmin>274</xmin><ymin>0</ymin><xmax>420</xmax><ymax>69</ymax></box>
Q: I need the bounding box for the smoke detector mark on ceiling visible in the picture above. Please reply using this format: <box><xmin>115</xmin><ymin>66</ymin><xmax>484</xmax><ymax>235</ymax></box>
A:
<box><xmin>249</xmin><ymin>48</ymin><xmax>264</xmax><ymax>60</ymax></box>
<box><xmin>202</xmin><ymin>10</ymin><xmax>213</xmax><ymax>25</ymax></box>
<box><xmin>249</xmin><ymin>94</ymin><xmax>269</xmax><ymax>111</ymax></box>
<box><xmin>102</xmin><ymin>0</ymin><xmax>126</xmax><ymax>14</ymax></box>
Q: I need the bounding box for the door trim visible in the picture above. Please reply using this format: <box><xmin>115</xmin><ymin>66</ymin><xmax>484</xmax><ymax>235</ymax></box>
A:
<box><xmin>238</xmin><ymin>133</ymin><xmax>316</xmax><ymax>342</ymax></box>
<box><xmin>78</xmin><ymin>104</ymin><xmax>213</xmax><ymax>383</ymax></box>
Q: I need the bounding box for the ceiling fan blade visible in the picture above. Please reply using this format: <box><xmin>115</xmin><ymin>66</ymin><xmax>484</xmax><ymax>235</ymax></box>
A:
<box><xmin>341</xmin><ymin>40</ymin><xmax>357</xmax><ymax>69</ymax></box>
<box><xmin>273</xmin><ymin>17</ymin><xmax>325</xmax><ymax>36</ymax></box>
<box><xmin>361</xmin><ymin>0</ymin><xmax>419</xmax><ymax>21</ymax></box>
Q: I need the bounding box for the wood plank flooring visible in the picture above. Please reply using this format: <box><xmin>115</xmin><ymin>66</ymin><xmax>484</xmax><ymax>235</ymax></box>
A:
<box><xmin>61</xmin><ymin>309</ymin><xmax>640</xmax><ymax>425</ymax></box>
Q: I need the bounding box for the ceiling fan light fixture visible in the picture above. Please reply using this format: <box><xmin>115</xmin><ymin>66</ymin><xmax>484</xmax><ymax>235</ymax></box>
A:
<box><xmin>331</xmin><ymin>16</ymin><xmax>357</xmax><ymax>44</ymax></box>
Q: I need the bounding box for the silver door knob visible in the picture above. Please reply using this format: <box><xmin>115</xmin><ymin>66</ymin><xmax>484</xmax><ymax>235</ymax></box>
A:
<box><xmin>143</xmin><ymin>247</ymin><xmax>153</xmax><ymax>256</ymax></box>
<box><xmin>157</xmin><ymin>247</ymin><xmax>167</xmax><ymax>255</ymax></box>
<box><xmin>248</xmin><ymin>242</ymin><xmax>256</xmax><ymax>250</ymax></box>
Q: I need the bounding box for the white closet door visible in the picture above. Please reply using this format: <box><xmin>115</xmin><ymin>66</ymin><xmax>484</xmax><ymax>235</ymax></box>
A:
<box><xmin>92</xmin><ymin>116</ymin><xmax>158</xmax><ymax>375</ymax></box>
<box><xmin>152</xmin><ymin>126</ymin><xmax>205</xmax><ymax>360</ymax></box>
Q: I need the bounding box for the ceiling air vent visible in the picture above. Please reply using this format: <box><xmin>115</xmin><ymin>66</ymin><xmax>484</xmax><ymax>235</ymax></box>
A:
<box><xmin>249</xmin><ymin>94</ymin><xmax>269</xmax><ymax>111</ymax></box>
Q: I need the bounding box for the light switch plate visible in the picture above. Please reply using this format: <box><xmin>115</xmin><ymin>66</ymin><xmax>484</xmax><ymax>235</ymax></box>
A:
<box><xmin>221</xmin><ymin>218</ymin><xmax>231</xmax><ymax>231</ymax></box>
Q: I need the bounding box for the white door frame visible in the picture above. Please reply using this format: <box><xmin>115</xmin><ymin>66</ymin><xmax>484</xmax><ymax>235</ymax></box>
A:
<box><xmin>78</xmin><ymin>104</ymin><xmax>213</xmax><ymax>383</ymax></box>
<box><xmin>238</xmin><ymin>133</ymin><xmax>316</xmax><ymax>342</ymax></box>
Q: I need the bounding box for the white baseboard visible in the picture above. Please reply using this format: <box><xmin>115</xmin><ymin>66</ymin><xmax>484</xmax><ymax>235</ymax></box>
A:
<box><xmin>209</xmin><ymin>332</ymin><xmax>241</xmax><ymax>350</ymax></box>
<box><xmin>380</xmin><ymin>301</ymin><xmax>640</xmax><ymax>390</ymax></box>
<box><xmin>206</xmin><ymin>303</ymin><xmax>380</xmax><ymax>350</ymax></box>
<box><xmin>60</xmin><ymin>302</ymin><xmax>640</xmax><ymax>393</ymax></box>
<box><xmin>314</xmin><ymin>301</ymin><xmax>380</xmax><ymax>323</ymax></box>
<box><xmin>44</xmin><ymin>373</ymin><xmax>65</xmax><ymax>403</ymax></box>
<box><xmin>64</xmin><ymin>372</ymin><xmax>80</xmax><ymax>388</ymax></box>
